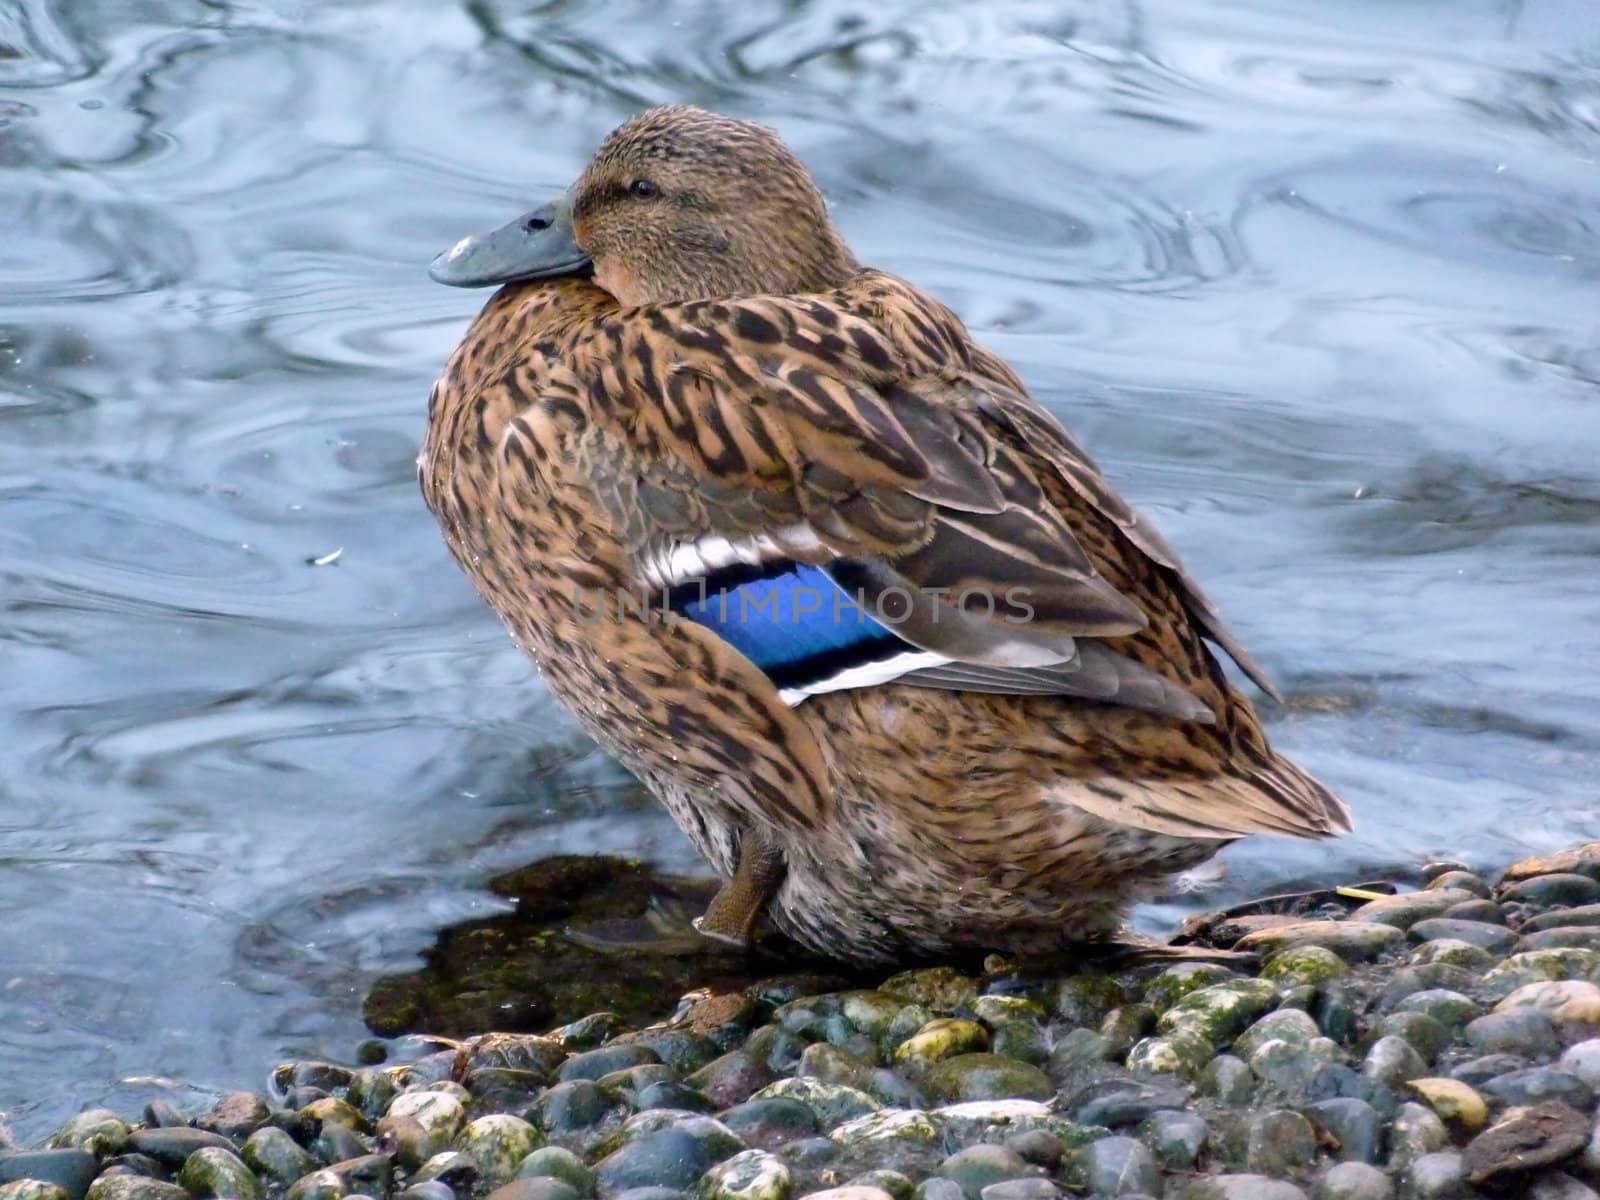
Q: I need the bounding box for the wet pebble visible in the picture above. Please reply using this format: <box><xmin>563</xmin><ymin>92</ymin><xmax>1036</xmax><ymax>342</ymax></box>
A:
<box><xmin>1399</xmin><ymin>1151</ymin><xmax>1465</xmax><ymax>1199</ymax></box>
<box><xmin>532</xmin><ymin>1081</ymin><xmax>618</xmax><ymax>1137</ymax></box>
<box><xmin>1406</xmin><ymin>919</ymin><xmax>1516</xmax><ymax>954</ymax></box>
<box><xmin>921</xmin><ymin>1057</ymin><xmax>1050</xmax><ymax>1104</ymax></box>
<box><xmin>1077</xmin><ymin>1137</ymin><xmax>1156</xmax><ymax>1197</ymax></box>
<box><xmin>1246</xmin><ymin>1111</ymin><xmax>1317</xmax><ymax>1176</ymax></box>
<box><xmin>176</xmin><ymin>1147</ymin><xmax>262</xmax><ymax>1200</ymax></box>
<box><xmin>1464</xmin><ymin>1008</ymin><xmax>1560</xmax><ymax>1058</ymax></box>
<box><xmin>240</xmin><ymin>1130</ymin><xmax>318</xmax><ymax>1187</ymax></box>
<box><xmin>84</xmin><ymin>1182</ymin><xmax>188</xmax><ymax>1200</ymax></box>
<box><xmin>1478</xmin><ymin>1066</ymin><xmax>1594</xmax><ymax>1109</ymax></box>
<box><xmin>0</xmin><ymin>1154</ymin><xmax>98</xmax><ymax>1200</ymax></box>
<box><xmin>1176</xmin><ymin>1175</ymin><xmax>1308</xmax><ymax>1199</ymax></box>
<box><xmin>1302</xmin><ymin>1099</ymin><xmax>1381</xmax><ymax>1165</ymax></box>
<box><xmin>1362</xmin><ymin>1037</ymin><xmax>1427</xmax><ymax>1089</ymax></box>
<box><xmin>1500</xmin><ymin>873</ymin><xmax>1600</xmax><ymax>907</ymax></box>
<box><xmin>1310</xmin><ymin>1162</ymin><xmax>1392</xmax><ymax>1200</ymax></box>
<box><xmin>592</xmin><ymin>1124</ymin><xmax>742</xmax><ymax>1194</ymax></box>
<box><xmin>719</xmin><ymin>1102</ymin><xmax>818</xmax><ymax>1153</ymax></box>
<box><xmin>486</xmin><ymin>1180</ymin><xmax>578</xmax><ymax>1200</ymax></box>
<box><xmin>124</xmin><ymin>1131</ymin><xmax>234</xmax><ymax>1169</ymax></box>
<box><xmin>1404</xmin><ymin>1079</ymin><xmax>1486</xmax><ymax>1133</ymax></box>
<box><xmin>936</xmin><ymin>1146</ymin><xmax>1036</xmax><ymax>1200</ymax></box>
<box><xmin>558</xmin><ymin>1046</ymin><xmax>660</xmax><ymax>1083</ymax></box>
<box><xmin>1142</xmin><ymin>1110</ymin><xmax>1206</xmax><ymax>1170</ymax></box>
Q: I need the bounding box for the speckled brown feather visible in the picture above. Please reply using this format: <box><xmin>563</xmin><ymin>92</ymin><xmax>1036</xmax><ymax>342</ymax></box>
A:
<box><xmin>420</xmin><ymin>107</ymin><xmax>1351</xmax><ymax>963</ymax></box>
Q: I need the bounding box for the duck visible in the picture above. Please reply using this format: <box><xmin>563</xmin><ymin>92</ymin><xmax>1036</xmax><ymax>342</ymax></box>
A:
<box><xmin>419</xmin><ymin>105</ymin><xmax>1351</xmax><ymax>966</ymax></box>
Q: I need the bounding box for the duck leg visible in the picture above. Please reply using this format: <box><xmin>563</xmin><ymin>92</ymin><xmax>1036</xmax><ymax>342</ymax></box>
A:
<box><xmin>692</xmin><ymin>829</ymin><xmax>785</xmax><ymax>948</ymax></box>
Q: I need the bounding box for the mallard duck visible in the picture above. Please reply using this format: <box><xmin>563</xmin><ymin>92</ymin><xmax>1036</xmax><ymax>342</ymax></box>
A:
<box><xmin>420</xmin><ymin>106</ymin><xmax>1351</xmax><ymax>965</ymax></box>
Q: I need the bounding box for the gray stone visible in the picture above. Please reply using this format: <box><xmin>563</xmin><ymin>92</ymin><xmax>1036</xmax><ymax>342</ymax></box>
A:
<box><xmin>1070</xmin><ymin>1079</ymin><xmax>1189</xmax><ymax>1128</ymax></box>
<box><xmin>1178</xmin><ymin>1176</ymin><xmax>1309</xmax><ymax>1200</ymax></box>
<box><xmin>1500</xmin><ymin>873</ymin><xmax>1600</xmax><ymax>907</ymax></box>
<box><xmin>750</xmin><ymin>1079</ymin><xmax>879</xmax><ymax>1129</ymax></box>
<box><xmin>1080</xmin><ymin>1137</ymin><xmax>1156</xmax><ymax>1197</ymax></box>
<box><xmin>1557</xmin><ymin>1038</ymin><xmax>1600</xmax><ymax>1089</ymax></box>
<box><xmin>1406</xmin><ymin>919</ymin><xmax>1516</xmax><ymax>954</ymax></box>
<box><xmin>1526</xmin><ymin>903</ymin><xmax>1600</xmax><ymax>932</ymax></box>
<box><xmin>1353</xmin><ymin>889</ymin><xmax>1481</xmax><ymax>929</ymax></box>
<box><xmin>1312</xmin><ymin>1162</ymin><xmax>1393</xmax><ymax>1200</ymax></box>
<box><xmin>1528</xmin><ymin>1174</ymin><xmax>1600</xmax><ymax>1200</ymax></box>
<box><xmin>1000</xmin><ymin>1132</ymin><xmax>1064</xmax><ymax>1171</ymax></box>
<box><xmin>1370</xmin><ymin>1014</ymin><xmax>1449</xmax><ymax>1062</ymax></box>
<box><xmin>1478</xmin><ymin>1067</ymin><xmax>1594</xmax><ymax>1109</ymax></box>
<box><xmin>1465</xmin><ymin>1011</ymin><xmax>1555</xmax><ymax>1056</ymax></box>
<box><xmin>976</xmin><ymin>1183</ymin><xmax>1056</xmax><ymax>1200</ymax></box>
<box><xmin>283</xmin><ymin>1172</ymin><xmax>345</xmax><ymax>1200</ymax></box>
<box><xmin>1302</xmin><ymin>1099</ymin><xmax>1382</xmax><ymax>1164</ymax></box>
<box><xmin>0</xmin><ymin>1156</ymin><xmax>97</xmax><ymax>1200</ymax></box>
<box><xmin>1363</xmin><ymin>1036</ymin><xmax>1427</xmax><ymax>1088</ymax></box>
<box><xmin>593</xmin><ymin>1124</ymin><xmax>741</xmax><ymax>1193</ymax></box>
<box><xmin>1198</xmin><ymin>1055</ymin><xmax>1255</xmax><ymax>1103</ymax></box>
<box><xmin>1305</xmin><ymin>1065</ymin><xmax>1397</xmax><ymax>1117</ymax></box>
<box><xmin>49</xmin><ymin>1111</ymin><xmax>131</xmax><ymax>1158</ymax></box>
<box><xmin>124</xmin><ymin>1131</ymin><xmax>234</xmax><ymax>1168</ymax></box>
<box><xmin>850</xmin><ymin>1171</ymin><xmax>911</xmax><ymax>1200</ymax></box>
<box><xmin>486</xmin><ymin>1181</ymin><xmax>578</xmax><ymax>1200</ymax></box>
<box><xmin>936</xmin><ymin>1146</ymin><xmax>1037</xmax><ymax>1200</ymax></box>
<box><xmin>533</xmin><ymin>1082</ymin><xmax>618</xmax><ymax>1135</ymax></box>
<box><xmin>1447</xmin><ymin>1054</ymin><xmax>1528</xmax><ymax>1086</ymax></box>
<box><xmin>558</xmin><ymin>1045</ymin><xmax>660</xmax><ymax>1083</ymax></box>
<box><xmin>1143</xmin><ymin>1110</ymin><xmax>1207</xmax><ymax>1170</ymax></box>
<box><xmin>913</xmin><ymin>1182</ymin><xmax>963</xmax><ymax>1200</ymax></box>
<box><xmin>719</xmin><ymin>1101</ymin><xmax>819</xmax><ymax>1153</ymax></box>
<box><xmin>1392</xmin><ymin>991</ymin><xmax>1477</xmax><ymax>1031</ymax></box>
<box><xmin>1386</xmin><ymin>1103</ymin><xmax>1446</xmax><ymax>1170</ymax></box>
<box><xmin>236</xmin><ymin>1132</ymin><xmax>315</xmax><ymax>1190</ymax></box>
<box><xmin>1401</xmin><ymin>1151</ymin><xmax>1466</xmax><ymax>1200</ymax></box>
<box><xmin>1246</xmin><ymin>1110</ymin><xmax>1317</xmax><ymax>1176</ymax></box>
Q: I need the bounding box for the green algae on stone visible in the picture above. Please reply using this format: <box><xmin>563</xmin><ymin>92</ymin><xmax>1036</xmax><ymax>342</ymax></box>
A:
<box><xmin>1235</xmin><ymin>920</ymin><xmax>1404</xmax><ymax>962</ymax></box>
<box><xmin>85</xmin><ymin>1182</ymin><xmax>187</xmax><ymax>1200</ymax></box>
<box><xmin>829</xmin><ymin>1110</ymin><xmax>943</xmax><ymax>1151</ymax></box>
<box><xmin>242</xmin><ymin>1127</ymin><xmax>320</xmax><ymax>1185</ymax></box>
<box><xmin>298</xmin><ymin>1096</ymin><xmax>368</xmax><ymax>1133</ymax></box>
<box><xmin>457</xmin><ymin>1114</ymin><xmax>544</xmax><ymax>1184</ymax></box>
<box><xmin>700</xmin><ymin>1149</ymin><xmax>793</xmax><ymax>1200</ymax></box>
<box><xmin>283</xmin><ymin>1170</ymin><xmax>345</xmax><ymax>1200</ymax></box>
<box><xmin>892</xmin><ymin>1020</ymin><xmax>989</xmax><ymax>1067</ymax></box>
<box><xmin>932</xmin><ymin>1102</ymin><xmax>1103</xmax><ymax>1150</ymax></box>
<box><xmin>751</xmin><ymin>1078</ymin><xmax>881</xmax><ymax>1127</ymax></box>
<box><xmin>1260</xmin><ymin>945</ymin><xmax>1347</xmax><ymax>988</ymax></box>
<box><xmin>47</xmin><ymin>1110</ymin><xmax>129</xmax><ymax>1158</ymax></box>
<box><xmin>516</xmin><ymin>1146</ymin><xmax>594</xmax><ymax>1196</ymax></box>
<box><xmin>1152</xmin><ymin>978</ymin><xmax>1279</xmax><ymax>1075</ymax></box>
<box><xmin>1481</xmin><ymin>949</ymin><xmax>1600</xmax><ymax>997</ymax></box>
<box><xmin>1052</xmin><ymin>975</ymin><xmax>1130</xmax><ymax>1027</ymax></box>
<box><xmin>923</xmin><ymin>1054</ymin><xmax>1052</xmax><ymax>1103</ymax></box>
<box><xmin>1142</xmin><ymin>964</ymin><xmax>1237</xmax><ymax>1014</ymax></box>
<box><xmin>388</xmin><ymin>1091</ymin><xmax>467</xmax><ymax>1143</ymax></box>
<box><xmin>841</xmin><ymin>993</ymin><xmax>911</xmax><ymax>1039</ymax></box>
<box><xmin>178</xmin><ymin>1148</ymin><xmax>263</xmax><ymax>1200</ymax></box>
<box><xmin>880</xmin><ymin>967</ymin><xmax>979</xmax><ymax>1012</ymax></box>
<box><xmin>1124</xmin><ymin>1036</ymin><xmax>1199</xmax><ymax>1078</ymax></box>
<box><xmin>1350</xmin><ymin>888</ymin><xmax>1479</xmax><ymax>929</ymax></box>
<box><xmin>0</xmin><ymin>1184</ymin><xmax>71</xmax><ymax>1200</ymax></box>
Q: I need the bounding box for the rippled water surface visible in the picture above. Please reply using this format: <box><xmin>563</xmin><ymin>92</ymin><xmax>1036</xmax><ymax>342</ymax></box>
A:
<box><xmin>3</xmin><ymin>0</ymin><xmax>1599</xmax><ymax>1136</ymax></box>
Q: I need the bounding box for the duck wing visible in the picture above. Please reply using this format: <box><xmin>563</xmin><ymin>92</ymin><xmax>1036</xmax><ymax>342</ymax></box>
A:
<box><xmin>567</xmin><ymin>296</ymin><xmax>1214</xmax><ymax>722</ymax></box>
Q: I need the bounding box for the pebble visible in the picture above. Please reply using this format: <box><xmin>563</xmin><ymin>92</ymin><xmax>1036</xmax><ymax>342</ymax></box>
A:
<box><xmin>177</xmin><ymin>1148</ymin><xmax>262</xmax><ymax>1200</ymax></box>
<box><xmin>85</xmin><ymin>1182</ymin><xmax>187</xmax><ymax>1200</ymax></box>
<box><xmin>719</xmin><ymin>1101</ymin><xmax>819</xmax><ymax>1152</ymax></box>
<box><xmin>1302</xmin><ymin>1099</ymin><xmax>1382</xmax><ymax>1164</ymax></box>
<box><xmin>1463</xmin><ymin>1008</ymin><xmax>1560</xmax><ymax>1058</ymax></box>
<box><xmin>1404</xmin><ymin>1079</ymin><xmax>1486</xmax><ymax>1133</ymax></box>
<box><xmin>593</xmin><ymin>1124</ymin><xmax>742</xmax><ymax>1193</ymax></box>
<box><xmin>698</xmin><ymin>1150</ymin><xmax>790</xmax><ymax>1200</ymax></box>
<box><xmin>1353</xmin><ymin>889</ymin><xmax>1480</xmax><ymax>929</ymax></box>
<box><xmin>1311</xmin><ymin>1162</ymin><xmax>1393</xmax><ymax>1200</ymax></box>
<box><xmin>487</xmin><ymin>1180</ymin><xmax>579</xmax><ymax>1200</ymax></box>
<box><xmin>921</xmin><ymin>1057</ymin><xmax>1050</xmax><ymax>1104</ymax></box>
<box><xmin>1406</xmin><ymin>919</ymin><xmax>1516</xmax><ymax>954</ymax></box>
<box><xmin>0</xmin><ymin>1154</ymin><xmax>98</xmax><ymax>1200</ymax></box>
<box><xmin>559</xmin><ymin>1045</ymin><xmax>660</xmax><ymax>1082</ymax></box>
<box><xmin>123</xmin><ymin>1130</ymin><xmax>234</xmax><ymax>1168</ymax></box>
<box><xmin>1478</xmin><ymin>1066</ymin><xmax>1594</xmax><ymax>1109</ymax></box>
<box><xmin>1526</xmin><ymin>903</ymin><xmax>1600</xmax><ymax>932</ymax></box>
<box><xmin>1245</xmin><ymin>1111</ymin><xmax>1317</xmax><ymax>1176</ymax></box>
<box><xmin>1143</xmin><ymin>1111</ymin><xmax>1207</xmax><ymax>1170</ymax></box>
<box><xmin>1385</xmin><ymin>1102</ymin><xmax>1446</xmax><ymax>1170</ymax></box>
<box><xmin>1079</xmin><ymin>1137</ymin><xmax>1156</xmax><ymax>1197</ymax></box>
<box><xmin>1176</xmin><ymin>1175</ymin><xmax>1308</xmax><ymax>1199</ymax></box>
<box><xmin>1557</xmin><ymin>1038</ymin><xmax>1600</xmax><ymax>1088</ymax></box>
<box><xmin>1362</xmin><ymin>1037</ymin><xmax>1427</xmax><ymax>1088</ymax></box>
<box><xmin>1501</xmin><ymin>873</ymin><xmax>1600</xmax><ymax>907</ymax></box>
<box><xmin>1234</xmin><ymin>921</ymin><xmax>1403</xmax><ymax>962</ymax></box>
<box><xmin>1400</xmin><ymin>1151</ymin><xmax>1466</xmax><ymax>1199</ymax></box>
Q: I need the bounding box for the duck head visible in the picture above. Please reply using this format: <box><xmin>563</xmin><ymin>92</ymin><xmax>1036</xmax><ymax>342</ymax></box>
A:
<box><xmin>430</xmin><ymin>105</ymin><xmax>857</xmax><ymax>304</ymax></box>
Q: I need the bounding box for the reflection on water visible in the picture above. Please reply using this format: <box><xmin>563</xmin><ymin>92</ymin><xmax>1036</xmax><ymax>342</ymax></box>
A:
<box><xmin>2</xmin><ymin>0</ymin><xmax>1598</xmax><ymax>1140</ymax></box>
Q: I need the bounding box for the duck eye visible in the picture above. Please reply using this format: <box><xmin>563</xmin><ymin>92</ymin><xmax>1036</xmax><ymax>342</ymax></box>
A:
<box><xmin>628</xmin><ymin>178</ymin><xmax>659</xmax><ymax>199</ymax></box>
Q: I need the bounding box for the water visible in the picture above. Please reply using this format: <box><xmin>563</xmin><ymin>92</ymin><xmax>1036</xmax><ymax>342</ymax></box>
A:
<box><xmin>2</xmin><ymin>0</ymin><xmax>1598</xmax><ymax>1138</ymax></box>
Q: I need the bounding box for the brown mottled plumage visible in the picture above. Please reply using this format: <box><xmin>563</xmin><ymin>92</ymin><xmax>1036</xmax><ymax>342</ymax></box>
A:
<box><xmin>420</xmin><ymin>106</ymin><xmax>1351</xmax><ymax>964</ymax></box>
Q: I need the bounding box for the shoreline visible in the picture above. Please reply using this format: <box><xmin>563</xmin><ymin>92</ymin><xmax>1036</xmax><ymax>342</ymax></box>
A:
<box><xmin>5</xmin><ymin>842</ymin><xmax>1600</xmax><ymax>1200</ymax></box>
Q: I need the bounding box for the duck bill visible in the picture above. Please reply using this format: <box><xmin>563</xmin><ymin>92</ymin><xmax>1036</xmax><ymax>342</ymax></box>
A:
<box><xmin>428</xmin><ymin>195</ymin><xmax>591</xmax><ymax>287</ymax></box>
